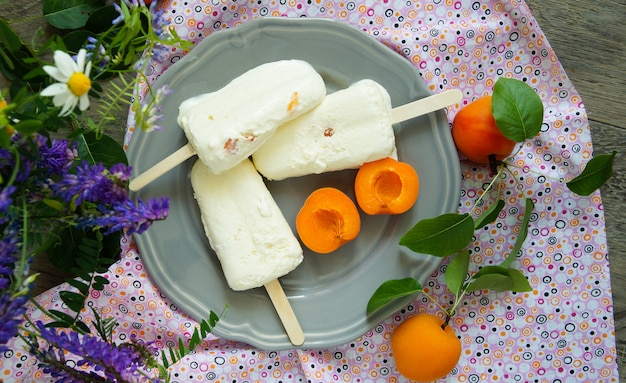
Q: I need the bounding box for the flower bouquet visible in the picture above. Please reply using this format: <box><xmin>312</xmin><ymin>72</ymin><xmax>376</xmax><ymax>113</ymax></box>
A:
<box><xmin>1</xmin><ymin>1</ymin><xmax>216</xmax><ymax>381</ymax></box>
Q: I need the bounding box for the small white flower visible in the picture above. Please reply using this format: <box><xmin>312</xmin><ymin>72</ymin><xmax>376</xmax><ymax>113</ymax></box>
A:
<box><xmin>41</xmin><ymin>49</ymin><xmax>93</xmax><ymax>117</ymax></box>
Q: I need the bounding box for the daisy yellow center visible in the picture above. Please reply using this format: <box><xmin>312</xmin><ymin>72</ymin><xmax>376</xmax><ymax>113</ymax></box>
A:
<box><xmin>68</xmin><ymin>72</ymin><xmax>91</xmax><ymax>96</ymax></box>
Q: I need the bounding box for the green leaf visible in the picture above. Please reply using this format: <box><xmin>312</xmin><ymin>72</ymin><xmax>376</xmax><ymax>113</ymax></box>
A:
<box><xmin>85</xmin><ymin>5</ymin><xmax>119</xmax><ymax>33</ymax></box>
<box><xmin>505</xmin><ymin>268</ymin><xmax>533</xmax><ymax>292</ymax></box>
<box><xmin>14</xmin><ymin>119</ymin><xmax>43</xmax><ymax>135</ymax></box>
<box><xmin>48</xmin><ymin>309</ymin><xmax>76</xmax><ymax>325</ymax></box>
<box><xmin>65</xmin><ymin>278</ymin><xmax>90</xmax><ymax>295</ymax></box>
<box><xmin>501</xmin><ymin>198</ymin><xmax>534</xmax><ymax>267</ymax></box>
<box><xmin>75</xmin><ymin>320</ymin><xmax>91</xmax><ymax>334</ymax></box>
<box><xmin>566</xmin><ymin>151</ymin><xmax>617</xmax><ymax>196</ymax></box>
<box><xmin>62</xmin><ymin>30</ymin><xmax>93</xmax><ymax>53</ymax></box>
<box><xmin>76</xmin><ymin>131</ymin><xmax>128</xmax><ymax>167</ymax></box>
<box><xmin>474</xmin><ymin>199</ymin><xmax>505</xmax><ymax>229</ymax></box>
<box><xmin>45</xmin><ymin>321</ymin><xmax>73</xmax><ymax>329</ymax></box>
<box><xmin>445</xmin><ymin>250</ymin><xmax>470</xmax><ymax>297</ymax></box>
<box><xmin>42</xmin><ymin>198</ymin><xmax>65</xmax><ymax>211</ymax></box>
<box><xmin>0</xmin><ymin>18</ymin><xmax>42</xmax><ymax>83</ymax></box>
<box><xmin>94</xmin><ymin>275</ymin><xmax>109</xmax><ymax>285</ymax></box>
<box><xmin>492</xmin><ymin>77</ymin><xmax>544</xmax><ymax>142</ymax></box>
<box><xmin>0</xmin><ymin>17</ymin><xmax>23</xmax><ymax>51</ymax></box>
<box><xmin>466</xmin><ymin>273</ymin><xmax>513</xmax><ymax>292</ymax></box>
<box><xmin>43</xmin><ymin>0</ymin><xmax>106</xmax><ymax>30</ymax></box>
<box><xmin>470</xmin><ymin>266</ymin><xmax>533</xmax><ymax>292</ymax></box>
<box><xmin>366</xmin><ymin>278</ymin><xmax>422</xmax><ymax>315</ymax></box>
<box><xmin>59</xmin><ymin>290</ymin><xmax>86</xmax><ymax>313</ymax></box>
<box><xmin>400</xmin><ymin>213</ymin><xmax>475</xmax><ymax>257</ymax></box>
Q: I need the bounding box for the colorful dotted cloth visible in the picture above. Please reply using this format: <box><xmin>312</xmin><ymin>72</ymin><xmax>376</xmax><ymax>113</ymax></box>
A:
<box><xmin>2</xmin><ymin>0</ymin><xmax>620</xmax><ymax>382</ymax></box>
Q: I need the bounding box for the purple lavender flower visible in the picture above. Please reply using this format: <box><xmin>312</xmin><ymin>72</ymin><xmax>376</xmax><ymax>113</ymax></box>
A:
<box><xmin>0</xmin><ymin>218</ymin><xmax>21</xmax><ymax>290</ymax></box>
<box><xmin>139</xmin><ymin>84</ymin><xmax>172</xmax><ymax>132</ymax></box>
<box><xmin>0</xmin><ymin>185</ymin><xmax>15</xmax><ymax>220</ymax></box>
<box><xmin>33</xmin><ymin>321</ymin><xmax>157</xmax><ymax>382</ymax></box>
<box><xmin>0</xmin><ymin>235</ymin><xmax>19</xmax><ymax>289</ymax></box>
<box><xmin>52</xmin><ymin>162</ymin><xmax>130</xmax><ymax>206</ymax></box>
<box><xmin>85</xmin><ymin>36</ymin><xmax>110</xmax><ymax>71</ymax></box>
<box><xmin>152</xmin><ymin>5</ymin><xmax>171</xmax><ymax>35</ymax></box>
<box><xmin>37</xmin><ymin>138</ymin><xmax>77</xmax><ymax>176</ymax></box>
<box><xmin>0</xmin><ymin>292</ymin><xmax>29</xmax><ymax>353</ymax></box>
<box><xmin>77</xmin><ymin>197</ymin><xmax>169</xmax><ymax>235</ymax></box>
<box><xmin>112</xmin><ymin>0</ymin><xmax>147</xmax><ymax>25</ymax></box>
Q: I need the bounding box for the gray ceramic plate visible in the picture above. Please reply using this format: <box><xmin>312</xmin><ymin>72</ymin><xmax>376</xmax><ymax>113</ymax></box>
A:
<box><xmin>126</xmin><ymin>17</ymin><xmax>461</xmax><ymax>350</ymax></box>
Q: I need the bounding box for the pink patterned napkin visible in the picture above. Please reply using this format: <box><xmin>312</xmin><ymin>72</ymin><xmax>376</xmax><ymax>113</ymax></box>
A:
<box><xmin>2</xmin><ymin>1</ymin><xmax>619</xmax><ymax>382</ymax></box>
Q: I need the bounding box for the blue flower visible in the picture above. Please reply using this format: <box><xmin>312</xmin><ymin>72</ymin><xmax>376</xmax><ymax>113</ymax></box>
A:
<box><xmin>77</xmin><ymin>197</ymin><xmax>169</xmax><ymax>235</ymax></box>
<box><xmin>85</xmin><ymin>36</ymin><xmax>110</xmax><ymax>72</ymax></box>
<box><xmin>52</xmin><ymin>162</ymin><xmax>130</xmax><ymax>206</ymax></box>
<box><xmin>139</xmin><ymin>84</ymin><xmax>172</xmax><ymax>132</ymax></box>
<box><xmin>34</xmin><ymin>321</ymin><xmax>159</xmax><ymax>382</ymax></box>
<box><xmin>112</xmin><ymin>0</ymin><xmax>148</xmax><ymax>25</ymax></box>
<box><xmin>0</xmin><ymin>292</ymin><xmax>29</xmax><ymax>353</ymax></box>
<box><xmin>0</xmin><ymin>185</ymin><xmax>15</xmax><ymax>222</ymax></box>
<box><xmin>37</xmin><ymin>137</ymin><xmax>77</xmax><ymax>176</ymax></box>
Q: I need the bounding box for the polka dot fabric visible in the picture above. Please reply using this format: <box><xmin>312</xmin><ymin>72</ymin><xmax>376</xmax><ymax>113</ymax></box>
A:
<box><xmin>2</xmin><ymin>0</ymin><xmax>620</xmax><ymax>382</ymax></box>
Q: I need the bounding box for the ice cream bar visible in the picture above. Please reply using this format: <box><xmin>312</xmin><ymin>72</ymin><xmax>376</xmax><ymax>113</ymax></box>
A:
<box><xmin>178</xmin><ymin>60</ymin><xmax>326</xmax><ymax>175</ymax></box>
<box><xmin>190</xmin><ymin>158</ymin><xmax>303</xmax><ymax>291</ymax></box>
<box><xmin>251</xmin><ymin>79</ymin><xmax>396</xmax><ymax>181</ymax></box>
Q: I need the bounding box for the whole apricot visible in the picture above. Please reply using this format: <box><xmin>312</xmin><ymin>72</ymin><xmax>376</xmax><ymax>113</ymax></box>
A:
<box><xmin>391</xmin><ymin>313</ymin><xmax>462</xmax><ymax>382</ymax></box>
<box><xmin>451</xmin><ymin>96</ymin><xmax>516</xmax><ymax>164</ymax></box>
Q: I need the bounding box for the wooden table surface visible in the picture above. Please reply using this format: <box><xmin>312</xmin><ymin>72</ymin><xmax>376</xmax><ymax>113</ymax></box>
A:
<box><xmin>1</xmin><ymin>0</ymin><xmax>625</xmax><ymax>379</ymax></box>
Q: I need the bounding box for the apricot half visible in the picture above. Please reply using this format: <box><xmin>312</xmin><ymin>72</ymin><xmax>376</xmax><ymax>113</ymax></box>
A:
<box><xmin>296</xmin><ymin>187</ymin><xmax>361</xmax><ymax>254</ymax></box>
<box><xmin>354</xmin><ymin>157</ymin><xmax>419</xmax><ymax>215</ymax></box>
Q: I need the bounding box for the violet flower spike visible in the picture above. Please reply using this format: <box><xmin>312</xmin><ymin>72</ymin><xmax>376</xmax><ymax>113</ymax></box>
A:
<box><xmin>37</xmin><ymin>137</ymin><xmax>77</xmax><ymax>176</ymax></box>
<box><xmin>140</xmin><ymin>84</ymin><xmax>172</xmax><ymax>132</ymax></box>
<box><xmin>76</xmin><ymin>196</ymin><xmax>169</xmax><ymax>235</ymax></box>
<box><xmin>33</xmin><ymin>321</ymin><xmax>157</xmax><ymax>382</ymax></box>
<box><xmin>0</xmin><ymin>293</ymin><xmax>29</xmax><ymax>353</ymax></box>
<box><xmin>52</xmin><ymin>162</ymin><xmax>130</xmax><ymax>206</ymax></box>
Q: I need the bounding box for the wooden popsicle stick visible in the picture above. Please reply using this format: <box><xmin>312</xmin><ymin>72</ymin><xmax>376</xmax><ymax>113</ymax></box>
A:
<box><xmin>129</xmin><ymin>143</ymin><xmax>196</xmax><ymax>192</ymax></box>
<box><xmin>129</xmin><ymin>89</ymin><xmax>463</xmax><ymax>191</ymax></box>
<box><xmin>391</xmin><ymin>89</ymin><xmax>462</xmax><ymax>124</ymax></box>
<box><xmin>264</xmin><ymin>279</ymin><xmax>305</xmax><ymax>346</ymax></box>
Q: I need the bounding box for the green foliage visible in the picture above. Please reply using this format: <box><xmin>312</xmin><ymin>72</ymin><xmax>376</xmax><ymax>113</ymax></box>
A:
<box><xmin>369</xmin><ymin>78</ymin><xmax>615</xmax><ymax>324</ymax></box>
<box><xmin>158</xmin><ymin>312</ymin><xmax>221</xmax><ymax>379</ymax></box>
<box><xmin>366</xmin><ymin>278</ymin><xmax>422</xmax><ymax>314</ymax></box>
<box><xmin>43</xmin><ymin>0</ymin><xmax>106</xmax><ymax>30</ymax></box>
<box><xmin>0</xmin><ymin>17</ymin><xmax>42</xmax><ymax>83</ymax></box>
<box><xmin>76</xmin><ymin>130</ymin><xmax>129</xmax><ymax>166</ymax></box>
<box><xmin>45</xmin><ymin>229</ymin><xmax>117</xmax><ymax>332</ymax></box>
<box><xmin>474</xmin><ymin>199</ymin><xmax>505</xmax><ymax>229</ymax></box>
<box><xmin>92</xmin><ymin>74</ymin><xmax>136</xmax><ymax>132</ymax></box>
<box><xmin>91</xmin><ymin>307</ymin><xmax>119</xmax><ymax>343</ymax></box>
<box><xmin>492</xmin><ymin>77</ymin><xmax>544</xmax><ymax>142</ymax></box>
<box><xmin>399</xmin><ymin>213</ymin><xmax>474</xmax><ymax>257</ymax></box>
<box><xmin>566</xmin><ymin>151</ymin><xmax>617</xmax><ymax>196</ymax></box>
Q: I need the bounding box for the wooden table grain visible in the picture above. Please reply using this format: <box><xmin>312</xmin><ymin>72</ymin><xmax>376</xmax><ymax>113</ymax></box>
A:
<box><xmin>1</xmin><ymin>0</ymin><xmax>625</xmax><ymax>379</ymax></box>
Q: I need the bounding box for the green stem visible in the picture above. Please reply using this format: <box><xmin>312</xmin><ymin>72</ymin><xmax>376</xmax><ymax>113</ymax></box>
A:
<box><xmin>471</xmin><ymin>163</ymin><xmax>505</xmax><ymax>211</ymax></box>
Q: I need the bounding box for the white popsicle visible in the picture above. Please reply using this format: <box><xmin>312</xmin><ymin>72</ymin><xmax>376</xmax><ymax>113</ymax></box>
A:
<box><xmin>129</xmin><ymin>60</ymin><xmax>326</xmax><ymax>192</ymax></box>
<box><xmin>252</xmin><ymin>79</ymin><xmax>394</xmax><ymax>180</ymax></box>
<box><xmin>190</xmin><ymin>158</ymin><xmax>303</xmax><ymax>291</ymax></box>
<box><xmin>190</xmin><ymin>158</ymin><xmax>305</xmax><ymax>345</ymax></box>
<box><xmin>178</xmin><ymin>60</ymin><xmax>326</xmax><ymax>175</ymax></box>
<box><xmin>252</xmin><ymin>80</ymin><xmax>462</xmax><ymax>181</ymax></box>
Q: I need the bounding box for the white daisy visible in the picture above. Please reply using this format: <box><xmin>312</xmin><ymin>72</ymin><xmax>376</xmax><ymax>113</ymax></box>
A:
<box><xmin>41</xmin><ymin>49</ymin><xmax>93</xmax><ymax>117</ymax></box>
